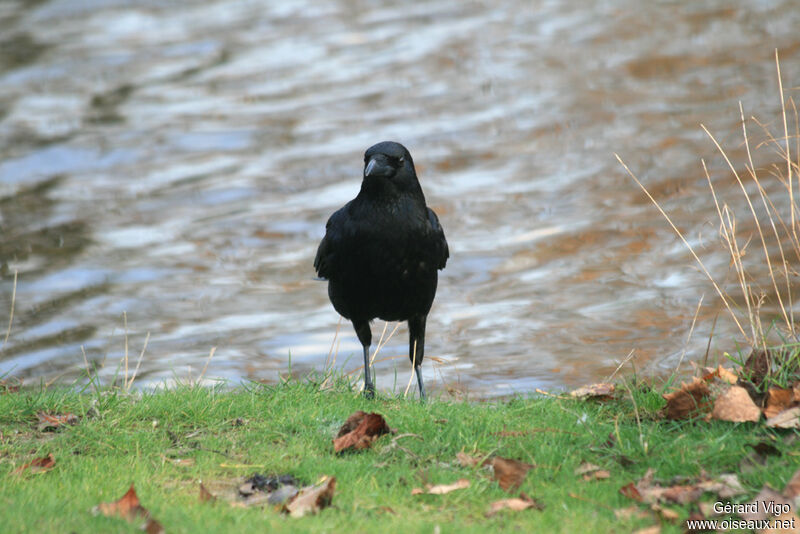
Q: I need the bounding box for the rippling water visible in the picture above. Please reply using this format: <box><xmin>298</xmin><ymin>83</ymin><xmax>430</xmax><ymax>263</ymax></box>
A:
<box><xmin>1</xmin><ymin>0</ymin><xmax>800</xmax><ymax>396</ymax></box>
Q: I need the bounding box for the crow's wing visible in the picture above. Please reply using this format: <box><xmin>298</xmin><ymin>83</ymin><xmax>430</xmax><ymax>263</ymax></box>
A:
<box><xmin>427</xmin><ymin>207</ymin><xmax>449</xmax><ymax>270</ymax></box>
<box><xmin>314</xmin><ymin>205</ymin><xmax>349</xmax><ymax>280</ymax></box>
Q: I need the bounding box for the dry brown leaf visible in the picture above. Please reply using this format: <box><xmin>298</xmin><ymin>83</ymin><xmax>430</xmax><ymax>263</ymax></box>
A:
<box><xmin>456</xmin><ymin>451</ymin><xmax>485</xmax><ymax>468</ymax></box>
<box><xmin>13</xmin><ymin>453</ymin><xmax>55</xmax><ymax>475</ymax></box>
<box><xmin>199</xmin><ymin>483</ymin><xmax>216</xmax><ymax>503</ymax></box>
<box><xmin>620</xmin><ymin>482</ymin><xmax>643</xmax><ymax>501</ymax></box>
<box><xmin>95</xmin><ymin>484</ymin><xmax>150</xmax><ymax>522</ymax></box>
<box><xmin>489</xmin><ymin>456</ymin><xmax>534</xmax><ymax>492</ymax></box>
<box><xmin>784</xmin><ymin>468</ymin><xmax>800</xmax><ymax>500</ymax></box>
<box><xmin>0</xmin><ymin>378</ymin><xmax>21</xmax><ymax>394</ymax></box>
<box><xmin>570</xmin><ymin>383</ymin><xmax>615</xmax><ymax>399</ymax></box>
<box><xmin>621</xmin><ymin>470</ymin><xmax>744</xmax><ymax>506</ymax></box>
<box><xmin>36</xmin><ymin>412</ymin><xmax>79</xmax><ymax>432</ymax></box>
<box><xmin>711</xmin><ymin>385</ymin><xmax>761</xmax><ymax>422</ymax></box>
<box><xmin>742</xmin><ymin>349</ymin><xmax>771</xmax><ymax>388</ymax></box>
<box><xmin>486</xmin><ymin>492</ymin><xmax>542</xmax><ymax>516</ymax></box>
<box><xmin>574</xmin><ymin>462</ymin><xmax>601</xmax><ymax>476</ymax></box>
<box><xmin>614</xmin><ymin>505</ymin><xmax>650</xmax><ymax>520</ymax></box>
<box><xmin>717</xmin><ymin>365</ymin><xmax>740</xmax><ymax>385</ymax></box>
<box><xmin>167</xmin><ymin>457</ymin><xmax>195</xmax><ymax>467</ymax></box>
<box><xmin>413</xmin><ymin>478</ymin><xmax>470</xmax><ymax>495</ymax></box>
<box><xmin>632</xmin><ymin>526</ymin><xmax>661</xmax><ymax>534</ymax></box>
<box><xmin>741</xmin><ymin>486</ymin><xmax>792</xmax><ymax>522</ymax></box>
<box><xmin>586</xmin><ymin>470</ymin><xmax>611</xmax><ymax>481</ymax></box>
<box><xmin>696</xmin><ymin>473</ymin><xmax>746</xmax><ymax>499</ymax></box>
<box><xmin>758</xmin><ymin>511</ymin><xmax>800</xmax><ymax>534</ymax></box>
<box><xmin>651</xmin><ymin>503</ymin><xmax>680</xmax><ymax>522</ymax></box>
<box><xmin>284</xmin><ymin>477</ymin><xmax>335</xmax><ymax>518</ymax></box>
<box><xmin>662</xmin><ymin>378</ymin><xmax>711</xmax><ymax>420</ymax></box>
<box><xmin>333</xmin><ymin>412</ymin><xmax>391</xmax><ymax>453</ymax></box>
<box><xmin>764</xmin><ymin>388</ymin><xmax>797</xmax><ymax>419</ymax></box>
<box><xmin>766</xmin><ymin>407</ymin><xmax>800</xmax><ymax>429</ymax></box>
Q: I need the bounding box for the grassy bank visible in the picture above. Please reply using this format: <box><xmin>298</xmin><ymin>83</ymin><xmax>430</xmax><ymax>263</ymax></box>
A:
<box><xmin>1</xmin><ymin>378</ymin><xmax>797</xmax><ymax>533</ymax></box>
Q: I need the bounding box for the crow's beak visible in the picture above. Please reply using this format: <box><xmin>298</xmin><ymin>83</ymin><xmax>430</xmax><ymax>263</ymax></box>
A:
<box><xmin>364</xmin><ymin>158</ymin><xmax>378</xmax><ymax>177</ymax></box>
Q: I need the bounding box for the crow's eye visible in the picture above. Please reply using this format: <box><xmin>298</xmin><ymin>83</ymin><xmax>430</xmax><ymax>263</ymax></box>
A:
<box><xmin>397</xmin><ymin>156</ymin><xmax>405</xmax><ymax>165</ymax></box>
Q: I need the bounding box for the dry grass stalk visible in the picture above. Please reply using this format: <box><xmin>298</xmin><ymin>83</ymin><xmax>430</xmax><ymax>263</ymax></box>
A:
<box><xmin>617</xmin><ymin>50</ymin><xmax>800</xmax><ymax>353</ymax></box>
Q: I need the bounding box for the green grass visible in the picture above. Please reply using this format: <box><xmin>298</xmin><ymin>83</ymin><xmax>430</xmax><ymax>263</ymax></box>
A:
<box><xmin>0</xmin><ymin>378</ymin><xmax>797</xmax><ymax>533</ymax></box>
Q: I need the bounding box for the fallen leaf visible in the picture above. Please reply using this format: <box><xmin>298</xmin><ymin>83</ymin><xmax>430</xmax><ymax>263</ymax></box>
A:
<box><xmin>741</xmin><ymin>486</ymin><xmax>791</xmax><ymax>522</ymax></box>
<box><xmin>651</xmin><ymin>503</ymin><xmax>680</xmax><ymax>521</ymax></box>
<box><xmin>268</xmin><ymin>485</ymin><xmax>299</xmax><ymax>505</ymax></box>
<box><xmin>94</xmin><ymin>484</ymin><xmax>150</xmax><ymax>522</ymax></box>
<box><xmin>13</xmin><ymin>453</ymin><xmax>55</xmax><ymax>475</ymax></box>
<box><xmin>742</xmin><ymin>349</ymin><xmax>771</xmax><ymax>388</ymax></box>
<box><xmin>759</xmin><ymin>511</ymin><xmax>800</xmax><ymax>534</ymax></box>
<box><xmin>717</xmin><ymin>365</ymin><xmax>739</xmax><ymax>385</ymax></box>
<box><xmin>614</xmin><ymin>505</ymin><xmax>650</xmax><ymax>520</ymax></box>
<box><xmin>632</xmin><ymin>526</ymin><xmax>661</xmax><ymax>534</ymax></box>
<box><xmin>764</xmin><ymin>388</ymin><xmax>797</xmax><ymax>419</ymax></box>
<box><xmin>620</xmin><ymin>482</ymin><xmax>643</xmax><ymax>501</ymax></box>
<box><xmin>696</xmin><ymin>473</ymin><xmax>746</xmax><ymax>499</ymax></box>
<box><xmin>570</xmin><ymin>383</ymin><xmax>615</xmax><ymax>399</ymax></box>
<box><xmin>766</xmin><ymin>407</ymin><xmax>800</xmax><ymax>429</ymax></box>
<box><xmin>284</xmin><ymin>477</ymin><xmax>335</xmax><ymax>517</ymax></box>
<box><xmin>412</xmin><ymin>478</ymin><xmax>470</xmax><ymax>495</ymax></box>
<box><xmin>574</xmin><ymin>462</ymin><xmax>601</xmax><ymax>476</ymax></box>
<box><xmin>0</xmin><ymin>378</ymin><xmax>21</xmax><ymax>394</ymax></box>
<box><xmin>784</xmin><ymin>468</ymin><xmax>800</xmax><ymax>500</ymax></box>
<box><xmin>586</xmin><ymin>470</ymin><xmax>611</xmax><ymax>481</ymax></box>
<box><xmin>333</xmin><ymin>412</ymin><xmax>391</xmax><ymax>453</ymax></box>
<box><xmin>456</xmin><ymin>452</ymin><xmax>483</xmax><ymax>468</ymax></box>
<box><xmin>36</xmin><ymin>412</ymin><xmax>79</xmax><ymax>432</ymax></box>
<box><xmin>167</xmin><ymin>457</ymin><xmax>195</xmax><ymax>467</ymax></box>
<box><xmin>711</xmin><ymin>385</ymin><xmax>761</xmax><ymax>422</ymax></box>
<box><xmin>621</xmin><ymin>470</ymin><xmax>744</xmax><ymax>506</ymax></box>
<box><xmin>489</xmin><ymin>456</ymin><xmax>534</xmax><ymax>492</ymax></box>
<box><xmin>662</xmin><ymin>378</ymin><xmax>711</xmax><ymax>420</ymax></box>
<box><xmin>486</xmin><ymin>492</ymin><xmax>543</xmax><ymax>516</ymax></box>
<box><xmin>199</xmin><ymin>483</ymin><xmax>216</xmax><ymax>503</ymax></box>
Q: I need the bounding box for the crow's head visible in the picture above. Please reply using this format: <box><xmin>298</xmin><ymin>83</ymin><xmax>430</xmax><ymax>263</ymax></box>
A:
<box><xmin>361</xmin><ymin>141</ymin><xmax>420</xmax><ymax>197</ymax></box>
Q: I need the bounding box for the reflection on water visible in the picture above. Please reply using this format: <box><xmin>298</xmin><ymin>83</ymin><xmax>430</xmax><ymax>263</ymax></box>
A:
<box><xmin>1</xmin><ymin>0</ymin><xmax>800</xmax><ymax>396</ymax></box>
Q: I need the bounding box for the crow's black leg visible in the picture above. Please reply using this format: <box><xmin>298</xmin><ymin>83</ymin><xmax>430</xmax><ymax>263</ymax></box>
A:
<box><xmin>353</xmin><ymin>320</ymin><xmax>374</xmax><ymax>399</ymax></box>
<box><xmin>408</xmin><ymin>315</ymin><xmax>427</xmax><ymax>401</ymax></box>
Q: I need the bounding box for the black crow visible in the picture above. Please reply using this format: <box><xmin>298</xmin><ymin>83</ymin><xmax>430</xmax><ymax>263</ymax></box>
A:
<box><xmin>314</xmin><ymin>141</ymin><xmax>449</xmax><ymax>400</ymax></box>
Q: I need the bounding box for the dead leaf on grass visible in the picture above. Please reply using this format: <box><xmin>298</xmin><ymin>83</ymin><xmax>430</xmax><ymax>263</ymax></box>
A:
<box><xmin>575</xmin><ymin>462</ymin><xmax>610</xmax><ymax>480</ymax></box>
<box><xmin>284</xmin><ymin>476</ymin><xmax>335</xmax><ymax>518</ymax></box>
<box><xmin>456</xmin><ymin>452</ymin><xmax>484</xmax><ymax>468</ymax></box>
<box><xmin>765</xmin><ymin>407</ymin><xmax>800</xmax><ymax>429</ymax></box>
<box><xmin>199</xmin><ymin>483</ymin><xmax>216</xmax><ymax>503</ymax></box>
<box><xmin>614</xmin><ymin>505</ymin><xmax>650</xmax><ymax>520</ymax></box>
<box><xmin>94</xmin><ymin>483</ymin><xmax>163</xmax><ymax>533</ymax></box>
<box><xmin>702</xmin><ymin>365</ymin><xmax>739</xmax><ymax>385</ymax></box>
<box><xmin>570</xmin><ymin>383</ymin><xmax>615</xmax><ymax>399</ymax></box>
<box><xmin>741</xmin><ymin>486</ymin><xmax>792</xmax><ymax>522</ymax></box>
<box><xmin>650</xmin><ymin>503</ymin><xmax>680</xmax><ymax>522</ymax></box>
<box><xmin>662</xmin><ymin>378</ymin><xmax>711</xmax><ymax>420</ymax></box>
<box><xmin>0</xmin><ymin>378</ymin><xmax>21</xmax><ymax>394</ymax></box>
<box><xmin>632</xmin><ymin>526</ymin><xmax>661</xmax><ymax>534</ymax></box>
<box><xmin>486</xmin><ymin>492</ymin><xmax>543</xmax><ymax>516</ymax></box>
<box><xmin>36</xmin><ymin>412</ymin><xmax>79</xmax><ymax>432</ymax></box>
<box><xmin>489</xmin><ymin>457</ymin><xmax>534</xmax><ymax>492</ymax></box>
<box><xmin>742</xmin><ymin>349</ymin><xmax>771</xmax><ymax>388</ymax></box>
<box><xmin>333</xmin><ymin>411</ymin><xmax>392</xmax><ymax>453</ymax></box>
<box><xmin>711</xmin><ymin>385</ymin><xmax>761</xmax><ymax>423</ymax></box>
<box><xmin>784</xmin><ymin>468</ymin><xmax>800</xmax><ymax>500</ymax></box>
<box><xmin>13</xmin><ymin>453</ymin><xmax>55</xmax><ymax>475</ymax></box>
<box><xmin>764</xmin><ymin>388</ymin><xmax>797</xmax><ymax>419</ymax></box>
<box><xmin>620</xmin><ymin>469</ymin><xmax>745</xmax><ymax>506</ymax></box>
<box><xmin>412</xmin><ymin>478</ymin><xmax>470</xmax><ymax>495</ymax></box>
